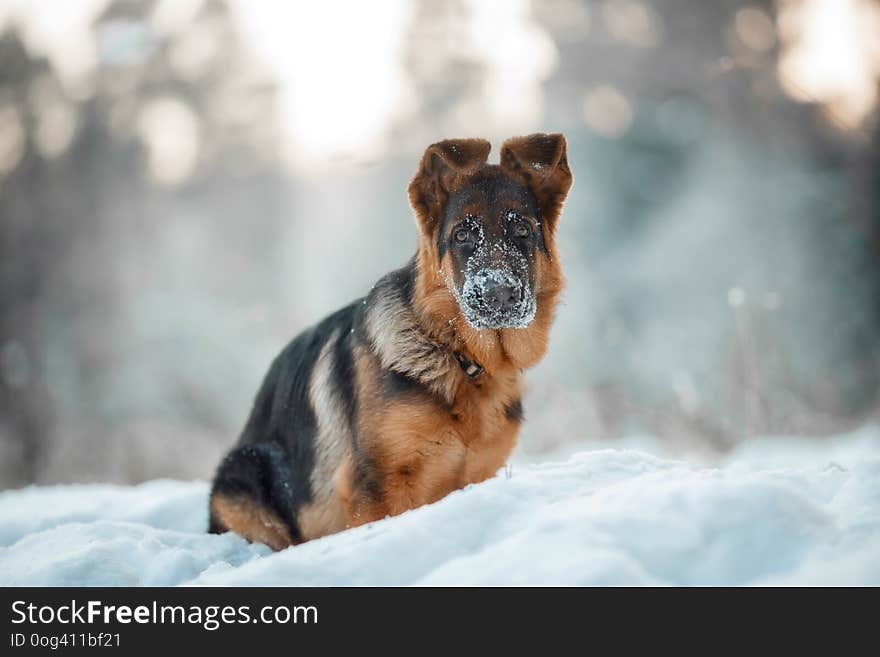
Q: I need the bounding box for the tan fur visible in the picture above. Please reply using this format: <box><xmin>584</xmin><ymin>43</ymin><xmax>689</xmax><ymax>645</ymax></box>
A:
<box><xmin>211</xmin><ymin>494</ymin><xmax>295</xmax><ymax>551</ymax></box>
<box><xmin>300</xmin><ymin>329</ymin><xmax>352</xmax><ymax>540</ymax></box>
<box><xmin>415</xmin><ymin>242</ymin><xmax>563</xmax><ymax>375</ymax></box>
<box><xmin>296</xmin><ymin>498</ymin><xmax>348</xmax><ymax>542</ymax></box>
<box><xmin>342</xmin><ymin>360</ymin><xmax>523</xmax><ymax>526</ymax></box>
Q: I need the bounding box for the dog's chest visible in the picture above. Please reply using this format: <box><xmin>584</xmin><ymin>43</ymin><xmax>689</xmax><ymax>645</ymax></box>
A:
<box><xmin>365</xmin><ymin>365</ymin><xmax>522</xmax><ymax>508</ymax></box>
<box><xmin>419</xmin><ymin>375</ymin><xmax>522</xmax><ymax>488</ymax></box>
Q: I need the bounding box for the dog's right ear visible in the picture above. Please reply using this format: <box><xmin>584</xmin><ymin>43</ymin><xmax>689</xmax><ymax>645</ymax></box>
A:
<box><xmin>408</xmin><ymin>138</ymin><xmax>491</xmax><ymax>237</ymax></box>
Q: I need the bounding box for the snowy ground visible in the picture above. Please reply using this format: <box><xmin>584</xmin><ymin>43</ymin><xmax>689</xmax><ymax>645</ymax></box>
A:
<box><xmin>1</xmin><ymin>427</ymin><xmax>878</xmax><ymax>586</ymax></box>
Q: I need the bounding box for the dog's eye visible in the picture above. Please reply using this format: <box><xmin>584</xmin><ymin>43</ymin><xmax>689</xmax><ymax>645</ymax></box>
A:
<box><xmin>512</xmin><ymin>222</ymin><xmax>531</xmax><ymax>238</ymax></box>
<box><xmin>454</xmin><ymin>227</ymin><xmax>471</xmax><ymax>243</ymax></box>
<box><xmin>506</xmin><ymin>211</ymin><xmax>531</xmax><ymax>239</ymax></box>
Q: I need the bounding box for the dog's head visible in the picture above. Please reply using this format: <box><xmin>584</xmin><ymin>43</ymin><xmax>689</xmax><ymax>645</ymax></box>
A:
<box><xmin>409</xmin><ymin>134</ymin><xmax>572</xmax><ymax>331</ymax></box>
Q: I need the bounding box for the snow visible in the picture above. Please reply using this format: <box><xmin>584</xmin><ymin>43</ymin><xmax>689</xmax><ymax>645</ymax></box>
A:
<box><xmin>1</xmin><ymin>428</ymin><xmax>878</xmax><ymax>586</ymax></box>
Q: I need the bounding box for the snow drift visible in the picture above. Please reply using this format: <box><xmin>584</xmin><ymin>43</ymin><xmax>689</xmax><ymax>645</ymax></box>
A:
<box><xmin>1</xmin><ymin>428</ymin><xmax>878</xmax><ymax>586</ymax></box>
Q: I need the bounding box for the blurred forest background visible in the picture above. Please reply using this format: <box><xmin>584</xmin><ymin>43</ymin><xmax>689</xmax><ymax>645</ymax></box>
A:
<box><xmin>1</xmin><ymin>0</ymin><xmax>879</xmax><ymax>488</ymax></box>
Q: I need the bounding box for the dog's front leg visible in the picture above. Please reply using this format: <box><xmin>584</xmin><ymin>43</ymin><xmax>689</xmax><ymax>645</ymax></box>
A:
<box><xmin>336</xmin><ymin>436</ymin><xmax>465</xmax><ymax>528</ymax></box>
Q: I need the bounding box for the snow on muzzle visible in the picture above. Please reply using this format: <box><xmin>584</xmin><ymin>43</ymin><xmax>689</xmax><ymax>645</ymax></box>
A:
<box><xmin>460</xmin><ymin>267</ymin><xmax>536</xmax><ymax>330</ymax></box>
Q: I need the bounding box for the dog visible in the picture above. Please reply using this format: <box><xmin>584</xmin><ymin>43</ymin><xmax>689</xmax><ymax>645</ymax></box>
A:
<box><xmin>208</xmin><ymin>133</ymin><xmax>572</xmax><ymax>549</ymax></box>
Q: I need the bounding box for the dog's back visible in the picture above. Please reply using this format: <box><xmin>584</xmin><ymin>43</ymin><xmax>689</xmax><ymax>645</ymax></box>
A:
<box><xmin>209</xmin><ymin>299</ymin><xmax>362</xmax><ymax>547</ymax></box>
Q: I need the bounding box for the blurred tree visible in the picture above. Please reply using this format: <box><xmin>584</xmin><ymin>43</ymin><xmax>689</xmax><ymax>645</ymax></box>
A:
<box><xmin>0</xmin><ymin>31</ymin><xmax>62</xmax><ymax>485</ymax></box>
<box><xmin>0</xmin><ymin>0</ymin><xmax>289</xmax><ymax>486</ymax></box>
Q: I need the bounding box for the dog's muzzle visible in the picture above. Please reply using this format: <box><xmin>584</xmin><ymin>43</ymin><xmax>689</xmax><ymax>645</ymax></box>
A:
<box><xmin>460</xmin><ymin>269</ymin><xmax>535</xmax><ymax>330</ymax></box>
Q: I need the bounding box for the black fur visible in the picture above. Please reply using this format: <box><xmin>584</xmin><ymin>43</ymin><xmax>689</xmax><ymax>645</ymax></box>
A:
<box><xmin>380</xmin><ymin>367</ymin><xmax>425</xmax><ymax>399</ymax></box>
<box><xmin>208</xmin><ymin>443</ymin><xmax>302</xmax><ymax>542</ymax></box>
<box><xmin>437</xmin><ymin>173</ymin><xmax>543</xmax><ymax>259</ymax></box>
<box><xmin>330</xmin><ymin>312</ymin><xmax>359</xmax><ymax>432</ymax></box>
<box><xmin>504</xmin><ymin>398</ymin><xmax>524</xmax><ymax>423</ymax></box>
<box><xmin>209</xmin><ymin>302</ymin><xmax>361</xmax><ymax>538</ymax></box>
<box><xmin>397</xmin><ymin>256</ymin><xmax>417</xmax><ymax>305</ymax></box>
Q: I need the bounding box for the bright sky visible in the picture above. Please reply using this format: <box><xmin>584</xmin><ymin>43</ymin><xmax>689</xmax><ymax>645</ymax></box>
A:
<box><xmin>1</xmin><ymin>0</ymin><xmax>878</xmax><ymax>178</ymax></box>
<box><xmin>226</xmin><ymin>0</ymin><xmax>415</xmax><ymax>169</ymax></box>
<box><xmin>777</xmin><ymin>0</ymin><xmax>880</xmax><ymax>129</ymax></box>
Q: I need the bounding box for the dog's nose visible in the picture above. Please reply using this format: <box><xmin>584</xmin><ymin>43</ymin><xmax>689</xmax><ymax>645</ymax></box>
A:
<box><xmin>483</xmin><ymin>281</ymin><xmax>520</xmax><ymax>312</ymax></box>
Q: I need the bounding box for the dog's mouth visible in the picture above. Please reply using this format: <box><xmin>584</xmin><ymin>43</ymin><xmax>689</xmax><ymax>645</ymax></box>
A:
<box><xmin>458</xmin><ymin>269</ymin><xmax>536</xmax><ymax>330</ymax></box>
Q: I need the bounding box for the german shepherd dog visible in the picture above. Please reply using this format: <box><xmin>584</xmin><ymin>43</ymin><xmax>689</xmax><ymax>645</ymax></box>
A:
<box><xmin>209</xmin><ymin>133</ymin><xmax>572</xmax><ymax>549</ymax></box>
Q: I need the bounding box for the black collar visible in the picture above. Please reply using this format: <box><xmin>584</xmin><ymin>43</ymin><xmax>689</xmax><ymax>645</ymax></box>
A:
<box><xmin>454</xmin><ymin>352</ymin><xmax>484</xmax><ymax>379</ymax></box>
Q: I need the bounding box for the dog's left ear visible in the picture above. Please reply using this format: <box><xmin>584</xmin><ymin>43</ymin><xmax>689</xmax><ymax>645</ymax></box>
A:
<box><xmin>408</xmin><ymin>138</ymin><xmax>491</xmax><ymax>237</ymax></box>
<box><xmin>500</xmin><ymin>133</ymin><xmax>573</xmax><ymax>233</ymax></box>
